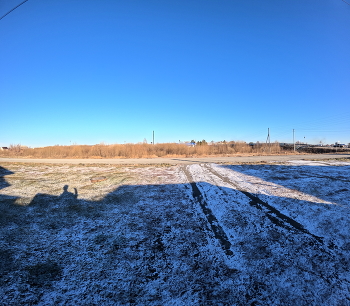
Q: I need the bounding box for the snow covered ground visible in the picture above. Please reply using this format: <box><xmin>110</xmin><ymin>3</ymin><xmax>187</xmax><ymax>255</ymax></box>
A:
<box><xmin>0</xmin><ymin>160</ymin><xmax>349</xmax><ymax>305</ymax></box>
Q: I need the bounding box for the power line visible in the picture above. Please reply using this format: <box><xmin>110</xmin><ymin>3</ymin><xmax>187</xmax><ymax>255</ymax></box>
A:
<box><xmin>341</xmin><ymin>0</ymin><xmax>350</xmax><ymax>5</ymax></box>
<box><xmin>0</xmin><ymin>0</ymin><xmax>29</xmax><ymax>21</ymax></box>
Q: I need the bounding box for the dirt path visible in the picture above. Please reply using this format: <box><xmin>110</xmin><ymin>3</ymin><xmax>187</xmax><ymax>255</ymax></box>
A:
<box><xmin>0</xmin><ymin>153</ymin><xmax>349</xmax><ymax>164</ymax></box>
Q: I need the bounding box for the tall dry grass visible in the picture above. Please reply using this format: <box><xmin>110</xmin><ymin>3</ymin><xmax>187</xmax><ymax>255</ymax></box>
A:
<box><xmin>0</xmin><ymin>141</ymin><xmax>286</xmax><ymax>159</ymax></box>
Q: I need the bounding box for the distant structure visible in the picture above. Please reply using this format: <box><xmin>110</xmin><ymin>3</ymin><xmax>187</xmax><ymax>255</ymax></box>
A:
<box><xmin>0</xmin><ymin>147</ymin><xmax>9</xmax><ymax>150</ymax></box>
<box><xmin>178</xmin><ymin>141</ymin><xmax>196</xmax><ymax>147</ymax></box>
<box><xmin>334</xmin><ymin>142</ymin><xmax>345</xmax><ymax>148</ymax></box>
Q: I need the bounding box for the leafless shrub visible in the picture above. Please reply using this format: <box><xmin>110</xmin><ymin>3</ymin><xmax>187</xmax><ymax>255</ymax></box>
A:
<box><xmin>9</xmin><ymin>144</ymin><xmax>22</xmax><ymax>154</ymax></box>
<box><xmin>0</xmin><ymin>141</ymin><xmax>289</xmax><ymax>159</ymax></box>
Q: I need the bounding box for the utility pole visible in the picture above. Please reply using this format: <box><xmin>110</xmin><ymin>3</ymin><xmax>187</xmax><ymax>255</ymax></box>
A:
<box><xmin>153</xmin><ymin>131</ymin><xmax>154</xmax><ymax>145</ymax></box>
<box><xmin>266</xmin><ymin>128</ymin><xmax>271</xmax><ymax>153</ymax></box>
<box><xmin>293</xmin><ymin>129</ymin><xmax>295</xmax><ymax>152</ymax></box>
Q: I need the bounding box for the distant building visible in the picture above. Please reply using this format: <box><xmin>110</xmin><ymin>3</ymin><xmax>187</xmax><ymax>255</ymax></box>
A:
<box><xmin>1</xmin><ymin>147</ymin><xmax>9</xmax><ymax>150</ymax></box>
<box><xmin>185</xmin><ymin>142</ymin><xmax>196</xmax><ymax>147</ymax></box>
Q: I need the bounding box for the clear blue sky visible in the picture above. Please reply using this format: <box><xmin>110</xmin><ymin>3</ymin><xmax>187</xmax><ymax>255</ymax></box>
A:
<box><xmin>1</xmin><ymin>0</ymin><xmax>349</xmax><ymax>147</ymax></box>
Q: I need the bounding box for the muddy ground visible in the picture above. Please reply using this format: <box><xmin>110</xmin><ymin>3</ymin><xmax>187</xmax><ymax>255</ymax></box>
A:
<box><xmin>0</xmin><ymin>160</ymin><xmax>349</xmax><ymax>305</ymax></box>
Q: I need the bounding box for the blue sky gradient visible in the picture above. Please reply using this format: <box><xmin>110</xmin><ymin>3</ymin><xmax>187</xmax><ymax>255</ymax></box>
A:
<box><xmin>1</xmin><ymin>0</ymin><xmax>349</xmax><ymax>147</ymax></box>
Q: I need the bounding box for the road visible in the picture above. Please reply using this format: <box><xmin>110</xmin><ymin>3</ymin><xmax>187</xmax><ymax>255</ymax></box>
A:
<box><xmin>0</xmin><ymin>153</ymin><xmax>349</xmax><ymax>164</ymax></box>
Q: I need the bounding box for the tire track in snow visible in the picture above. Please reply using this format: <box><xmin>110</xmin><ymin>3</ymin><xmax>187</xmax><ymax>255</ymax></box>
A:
<box><xmin>181</xmin><ymin>166</ymin><xmax>234</xmax><ymax>257</ymax></box>
<box><xmin>204</xmin><ymin>165</ymin><xmax>350</xmax><ymax>287</ymax></box>
<box><xmin>204</xmin><ymin>164</ymin><xmax>324</xmax><ymax>244</ymax></box>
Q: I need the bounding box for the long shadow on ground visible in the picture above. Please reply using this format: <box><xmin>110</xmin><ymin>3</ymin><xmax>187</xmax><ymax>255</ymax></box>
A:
<box><xmin>0</xmin><ymin>165</ymin><xmax>349</xmax><ymax>305</ymax></box>
<box><xmin>218</xmin><ymin>163</ymin><xmax>350</xmax><ymax>205</ymax></box>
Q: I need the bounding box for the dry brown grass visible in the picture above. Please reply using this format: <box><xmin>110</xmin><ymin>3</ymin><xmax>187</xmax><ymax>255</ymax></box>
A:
<box><xmin>0</xmin><ymin>142</ymin><xmax>286</xmax><ymax>159</ymax></box>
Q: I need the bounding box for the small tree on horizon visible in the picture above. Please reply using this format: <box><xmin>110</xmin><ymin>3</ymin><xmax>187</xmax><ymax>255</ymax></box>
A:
<box><xmin>197</xmin><ymin>139</ymin><xmax>207</xmax><ymax>146</ymax></box>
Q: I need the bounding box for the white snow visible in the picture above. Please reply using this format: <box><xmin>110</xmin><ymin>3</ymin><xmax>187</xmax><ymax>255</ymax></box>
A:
<box><xmin>0</xmin><ymin>160</ymin><xmax>349</xmax><ymax>305</ymax></box>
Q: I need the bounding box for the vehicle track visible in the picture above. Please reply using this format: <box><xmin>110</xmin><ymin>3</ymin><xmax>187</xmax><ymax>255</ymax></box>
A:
<box><xmin>204</xmin><ymin>164</ymin><xmax>324</xmax><ymax>243</ymax></box>
<box><xmin>202</xmin><ymin>164</ymin><xmax>349</xmax><ymax>287</ymax></box>
<box><xmin>182</xmin><ymin>163</ymin><xmax>349</xmax><ymax>289</ymax></box>
<box><xmin>181</xmin><ymin>166</ymin><xmax>234</xmax><ymax>257</ymax></box>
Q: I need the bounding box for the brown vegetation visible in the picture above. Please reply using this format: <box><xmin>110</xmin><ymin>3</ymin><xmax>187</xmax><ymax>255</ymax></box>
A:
<box><xmin>0</xmin><ymin>142</ymin><xmax>287</xmax><ymax>159</ymax></box>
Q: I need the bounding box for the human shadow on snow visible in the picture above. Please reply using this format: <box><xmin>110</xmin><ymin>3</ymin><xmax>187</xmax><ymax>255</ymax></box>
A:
<box><xmin>0</xmin><ymin>166</ymin><xmax>18</xmax><ymax>206</ymax></box>
<box><xmin>1</xmin><ymin>164</ymin><xmax>348</xmax><ymax>256</ymax></box>
<box><xmin>0</xmin><ymin>164</ymin><xmax>350</xmax><ymax>305</ymax></box>
<box><xmin>0</xmin><ymin>166</ymin><xmax>13</xmax><ymax>191</ymax></box>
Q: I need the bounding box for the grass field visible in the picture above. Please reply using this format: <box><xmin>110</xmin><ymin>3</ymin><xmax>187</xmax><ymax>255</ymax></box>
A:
<box><xmin>0</xmin><ymin>142</ymin><xmax>283</xmax><ymax>159</ymax></box>
<box><xmin>1</xmin><ymin>160</ymin><xmax>350</xmax><ymax>305</ymax></box>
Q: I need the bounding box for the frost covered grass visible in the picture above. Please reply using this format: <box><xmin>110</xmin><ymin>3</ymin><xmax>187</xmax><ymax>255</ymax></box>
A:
<box><xmin>0</xmin><ymin>161</ymin><xmax>349</xmax><ymax>305</ymax></box>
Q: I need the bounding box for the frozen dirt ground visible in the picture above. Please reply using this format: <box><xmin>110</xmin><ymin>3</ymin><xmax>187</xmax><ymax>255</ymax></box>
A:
<box><xmin>0</xmin><ymin>160</ymin><xmax>349</xmax><ymax>305</ymax></box>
